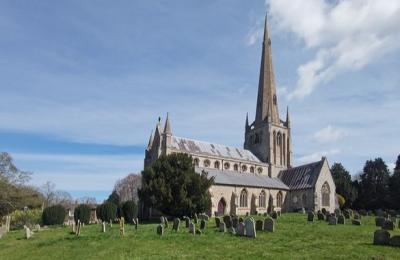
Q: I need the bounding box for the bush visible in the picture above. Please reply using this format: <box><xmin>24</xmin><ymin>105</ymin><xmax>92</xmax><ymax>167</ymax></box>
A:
<box><xmin>74</xmin><ymin>204</ymin><xmax>91</xmax><ymax>224</ymax></box>
<box><xmin>337</xmin><ymin>194</ymin><xmax>346</xmax><ymax>209</ymax></box>
<box><xmin>42</xmin><ymin>205</ymin><xmax>66</xmax><ymax>226</ymax></box>
<box><xmin>96</xmin><ymin>202</ymin><xmax>117</xmax><ymax>222</ymax></box>
<box><xmin>10</xmin><ymin>208</ymin><xmax>42</xmax><ymax>229</ymax></box>
<box><xmin>122</xmin><ymin>201</ymin><xmax>138</xmax><ymax>223</ymax></box>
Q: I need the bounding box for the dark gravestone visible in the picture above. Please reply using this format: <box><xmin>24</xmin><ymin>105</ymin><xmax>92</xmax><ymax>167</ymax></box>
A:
<box><xmin>232</xmin><ymin>217</ymin><xmax>239</xmax><ymax>229</ymax></box>
<box><xmin>343</xmin><ymin>210</ymin><xmax>350</xmax><ymax>219</ymax></box>
<box><xmin>321</xmin><ymin>208</ymin><xmax>327</xmax><ymax>215</ymax></box>
<box><xmin>255</xmin><ymin>220</ymin><xmax>263</xmax><ymax>231</ymax></box>
<box><xmin>237</xmin><ymin>222</ymin><xmax>245</xmax><ymax>236</ymax></box>
<box><xmin>382</xmin><ymin>220</ymin><xmax>395</xmax><ymax>231</ymax></box>
<box><xmin>352</xmin><ymin>219</ymin><xmax>361</xmax><ymax>226</ymax></box>
<box><xmin>223</xmin><ymin>215</ymin><xmax>232</xmax><ymax>229</ymax></box>
<box><xmin>264</xmin><ymin>218</ymin><xmax>274</xmax><ymax>232</ymax></box>
<box><xmin>271</xmin><ymin>212</ymin><xmax>278</xmax><ymax>220</ymax></box>
<box><xmin>389</xmin><ymin>236</ymin><xmax>400</xmax><ymax>247</ymax></box>
<box><xmin>373</xmin><ymin>230</ymin><xmax>390</xmax><ymax>245</ymax></box>
<box><xmin>200</xmin><ymin>219</ymin><xmax>206</xmax><ymax>230</ymax></box>
<box><xmin>164</xmin><ymin>217</ymin><xmax>168</xmax><ymax>228</ymax></box>
<box><xmin>193</xmin><ymin>213</ymin><xmax>198</xmax><ymax>224</ymax></box>
<box><xmin>219</xmin><ymin>222</ymin><xmax>226</xmax><ymax>233</ymax></box>
<box><xmin>317</xmin><ymin>212</ymin><xmax>325</xmax><ymax>221</ymax></box>
<box><xmin>185</xmin><ymin>217</ymin><xmax>190</xmax><ymax>228</ymax></box>
<box><xmin>338</xmin><ymin>215</ymin><xmax>345</xmax><ymax>225</ymax></box>
<box><xmin>215</xmin><ymin>217</ymin><xmax>221</xmax><ymax>228</ymax></box>
<box><xmin>172</xmin><ymin>218</ymin><xmax>180</xmax><ymax>231</ymax></box>
<box><xmin>329</xmin><ymin>216</ymin><xmax>338</xmax><ymax>225</ymax></box>
<box><xmin>157</xmin><ymin>224</ymin><xmax>164</xmax><ymax>235</ymax></box>
<box><xmin>245</xmin><ymin>218</ymin><xmax>256</xmax><ymax>238</ymax></box>
<box><xmin>375</xmin><ymin>217</ymin><xmax>386</xmax><ymax>227</ymax></box>
<box><xmin>307</xmin><ymin>212</ymin><xmax>315</xmax><ymax>222</ymax></box>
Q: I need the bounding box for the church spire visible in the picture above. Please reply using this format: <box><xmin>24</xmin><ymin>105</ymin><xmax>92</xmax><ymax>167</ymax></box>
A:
<box><xmin>245</xmin><ymin>113</ymin><xmax>250</xmax><ymax>132</ymax></box>
<box><xmin>147</xmin><ymin>130</ymin><xmax>154</xmax><ymax>150</ymax></box>
<box><xmin>286</xmin><ymin>106</ymin><xmax>290</xmax><ymax>127</ymax></box>
<box><xmin>255</xmin><ymin>13</ymin><xmax>279</xmax><ymax>125</ymax></box>
<box><xmin>163</xmin><ymin>112</ymin><xmax>172</xmax><ymax>135</ymax></box>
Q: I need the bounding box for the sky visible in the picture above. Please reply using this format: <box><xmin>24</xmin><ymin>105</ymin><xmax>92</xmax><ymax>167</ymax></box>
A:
<box><xmin>1</xmin><ymin>0</ymin><xmax>399</xmax><ymax>202</ymax></box>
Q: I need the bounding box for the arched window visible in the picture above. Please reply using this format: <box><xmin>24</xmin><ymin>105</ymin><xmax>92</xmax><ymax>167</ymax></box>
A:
<box><xmin>203</xmin><ymin>159</ymin><xmax>210</xmax><ymax>168</ymax></box>
<box><xmin>273</xmin><ymin>94</ymin><xmax>277</xmax><ymax>105</ymax></box>
<box><xmin>277</xmin><ymin>191</ymin><xmax>283</xmax><ymax>208</ymax></box>
<box><xmin>250</xmin><ymin>166</ymin><xmax>255</xmax><ymax>173</ymax></box>
<box><xmin>322</xmin><ymin>182</ymin><xmax>330</xmax><ymax>207</ymax></box>
<box><xmin>224</xmin><ymin>162</ymin><xmax>230</xmax><ymax>170</ymax></box>
<box><xmin>233</xmin><ymin>164</ymin><xmax>239</xmax><ymax>171</ymax></box>
<box><xmin>241</xmin><ymin>165</ymin><xmax>247</xmax><ymax>172</ymax></box>
<box><xmin>194</xmin><ymin>158</ymin><xmax>199</xmax><ymax>167</ymax></box>
<box><xmin>214</xmin><ymin>161</ymin><xmax>220</xmax><ymax>169</ymax></box>
<box><xmin>257</xmin><ymin>167</ymin><xmax>263</xmax><ymax>174</ymax></box>
<box><xmin>259</xmin><ymin>190</ymin><xmax>266</xmax><ymax>208</ymax></box>
<box><xmin>277</xmin><ymin>132</ymin><xmax>282</xmax><ymax>146</ymax></box>
<box><xmin>240</xmin><ymin>189</ymin><xmax>248</xmax><ymax>207</ymax></box>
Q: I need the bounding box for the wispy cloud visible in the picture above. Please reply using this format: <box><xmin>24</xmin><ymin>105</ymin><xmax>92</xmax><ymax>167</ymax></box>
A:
<box><xmin>312</xmin><ymin>125</ymin><xmax>347</xmax><ymax>143</ymax></box>
<box><xmin>296</xmin><ymin>149</ymin><xmax>341</xmax><ymax>164</ymax></box>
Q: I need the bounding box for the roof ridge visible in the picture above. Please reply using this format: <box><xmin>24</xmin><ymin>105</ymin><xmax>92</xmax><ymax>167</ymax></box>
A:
<box><xmin>173</xmin><ymin>135</ymin><xmax>251</xmax><ymax>153</ymax></box>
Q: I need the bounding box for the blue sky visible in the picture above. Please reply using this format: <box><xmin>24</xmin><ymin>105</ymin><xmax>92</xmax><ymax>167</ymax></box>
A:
<box><xmin>1</xmin><ymin>0</ymin><xmax>399</xmax><ymax>202</ymax></box>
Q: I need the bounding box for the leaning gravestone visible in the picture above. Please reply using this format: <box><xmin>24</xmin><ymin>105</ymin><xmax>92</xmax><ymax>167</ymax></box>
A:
<box><xmin>373</xmin><ymin>230</ymin><xmax>390</xmax><ymax>245</ymax></box>
<box><xmin>215</xmin><ymin>217</ymin><xmax>221</xmax><ymax>228</ymax></box>
<box><xmin>389</xmin><ymin>236</ymin><xmax>400</xmax><ymax>247</ymax></box>
<box><xmin>172</xmin><ymin>218</ymin><xmax>180</xmax><ymax>232</ymax></box>
<box><xmin>200</xmin><ymin>219</ymin><xmax>206</xmax><ymax>230</ymax></box>
<box><xmin>223</xmin><ymin>215</ymin><xmax>232</xmax><ymax>229</ymax></box>
<box><xmin>157</xmin><ymin>224</ymin><xmax>164</xmax><ymax>235</ymax></box>
<box><xmin>219</xmin><ymin>222</ymin><xmax>226</xmax><ymax>233</ymax></box>
<box><xmin>375</xmin><ymin>217</ymin><xmax>385</xmax><ymax>227</ymax></box>
<box><xmin>237</xmin><ymin>222</ymin><xmax>246</xmax><ymax>236</ymax></box>
<box><xmin>329</xmin><ymin>216</ymin><xmax>338</xmax><ymax>225</ymax></box>
<box><xmin>189</xmin><ymin>222</ymin><xmax>196</xmax><ymax>235</ymax></box>
<box><xmin>255</xmin><ymin>220</ymin><xmax>263</xmax><ymax>231</ymax></box>
<box><xmin>264</xmin><ymin>218</ymin><xmax>275</xmax><ymax>232</ymax></box>
<box><xmin>382</xmin><ymin>220</ymin><xmax>395</xmax><ymax>231</ymax></box>
<box><xmin>232</xmin><ymin>217</ymin><xmax>239</xmax><ymax>229</ymax></box>
<box><xmin>102</xmin><ymin>222</ymin><xmax>106</xmax><ymax>232</ymax></box>
<box><xmin>338</xmin><ymin>215</ymin><xmax>345</xmax><ymax>225</ymax></box>
<box><xmin>307</xmin><ymin>212</ymin><xmax>315</xmax><ymax>222</ymax></box>
<box><xmin>245</xmin><ymin>218</ymin><xmax>256</xmax><ymax>238</ymax></box>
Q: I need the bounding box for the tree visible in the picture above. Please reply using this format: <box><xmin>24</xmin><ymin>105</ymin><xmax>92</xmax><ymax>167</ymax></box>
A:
<box><xmin>107</xmin><ymin>190</ymin><xmax>120</xmax><ymax>206</ymax></box>
<box><xmin>356</xmin><ymin>158</ymin><xmax>390</xmax><ymax>210</ymax></box>
<box><xmin>42</xmin><ymin>205</ymin><xmax>67</xmax><ymax>225</ymax></box>
<box><xmin>0</xmin><ymin>152</ymin><xmax>31</xmax><ymax>184</ymax></box>
<box><xmin>40</xmin><ymin>181</ymin><xmax>73</xmax><ymax>208</ymax></box>
<box><xmin>138</xmin><ymin>153</ymin><xmax>214</xmax><ymax>217</ymax></box>
<box><xmin>74</xmin><ymin>204</ymin><xmax>91</xmax><ymax>224</ymax></box>
<box><xmin>114</xmin><ymin>173</ymin><xmax>141</xmax><ymax>203</ymax></box>
<box><xmin>388</xmin><ymin>154</ymin><xmax>400</xmax><ymax>209</ymax></box>
<box><xmin>122</xmin><ymin>200</ymin><xmax>138</xmax><ymax>222</ymax></box>
<box><xmin>330</xmin><ymin>163</ymin><xmax>357</xmax><ymax>208</ymax></box>
<box><xmin>96</xmin><ymin>202</ymin><xmax>117</xmax><ymax>222</ymax></box>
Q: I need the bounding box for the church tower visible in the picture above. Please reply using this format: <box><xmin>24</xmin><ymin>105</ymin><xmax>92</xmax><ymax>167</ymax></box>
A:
<box><xmin>244</xmin><ymin>15</ymin><xmax>292</xmax><ymax>177</ymax></box>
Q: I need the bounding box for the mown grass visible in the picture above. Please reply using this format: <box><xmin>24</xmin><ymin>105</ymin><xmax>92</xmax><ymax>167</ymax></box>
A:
<box><xmin>0</xmin><ymin>213</ymin><xmax>399</xmax><ymax>259</ymax></box>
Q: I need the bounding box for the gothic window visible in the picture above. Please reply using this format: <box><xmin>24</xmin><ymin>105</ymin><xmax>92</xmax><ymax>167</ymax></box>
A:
<box><xmin>322</xmin><ymin>182</ymin><xmax>330</xmax><ymax>207</ymax></box>
<box><xmin>240</xmin><ymin>189</ymin><xmax>248</xmax><ymax>207</ymax></box>
<box><xmin>214</xmin><ymin>161</ymin><xmax>220</xmax><ymax>169</ymax></box>
<box><xmin>203</xmin><ymin>159</ymin><xmax>210</xmax><ymax>168</ymax></box>
<box><xmin>250</xmin><ymin>166</ymin><xmax>255</xmax><ymax>173</ymax></box>
<box><xmin>277</xmin><ymin>191</ymin><xmax>283</xmax><ymax>208</ymax></box>
<box><xmin>277</xmin><ymin>132</ymin><xmax>282</xmax><ymax>146</ymax></box>
<box><xmin>241</xmin><ymin>165</ymin><xmax>247</xmax><ymax>172</ymax></box>
<box><xmin>224</xmin><ymin>162</ymin><xmax>230</xmax><ymax>170</ymax></box>
<box><xmin>234</xmin><ymin>164</ymin><xmax>239</xmax><ymax>171</ymax></box>
<box><xmin>257</xmin><ymin>167</ymin><xmax>263</xmax><ymax>174</ymax></box>
<box><xmin>194</xmin><ymin>158</ymin><xmax>199</xmax><ymax>167</ymax></box>
<box><xmin>273</xmin><ymin>94</ymin><xmax>277</xmax><ymax>105</ymax></box>
<box><xmin>259</xmin><ymin>190</ymin><xmax>266</xmax><ymax>208</ymax></box>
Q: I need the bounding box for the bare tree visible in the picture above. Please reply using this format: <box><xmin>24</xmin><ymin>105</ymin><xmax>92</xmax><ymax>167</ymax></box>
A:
<box><xmin>0</xmin><ymin>152</ymin><xmax>31</xmax><ymax>184</ymax></box>
<box><xmin>114</xmin><ymin>173</ymin><xmax>141</xmax><ymax>203</ymax></box>
<box><xmin>40</xmin><ymin>181</ymin><xmax>73</xmax><ymax>208</ymax></box>
<box><xmin>76</xmin><ymin>196</ymin><xmax>97</xmax><ymax>207</ymax></box>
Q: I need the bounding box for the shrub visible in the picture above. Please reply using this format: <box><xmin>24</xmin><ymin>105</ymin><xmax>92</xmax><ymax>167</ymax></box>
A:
<box><xmin>96</xmin><ymin>202</ymin><xmax>117</xmax><ymax>222</ymax></box>
<box><xmin>122</xmin><ymin>201</ymin><xmax>138</xmax><ymax>223</ymax></box>
<box><xmin>74</xmin><ymin>204</ymin><xmax>91</xmax><ymax>224</ymax></box>
<box><xmin>42</xmin><ymin>205</ymin><xmax>66</xmax><ymax>226</ymax></box>
<box><xmin>337</xmin><ymin>194</ymin><xmax>346</xmax><ymax>209</ymax></box>
<box><xmin>11</xmin><ymin>208</ymin><xmax>42</xmax><ymax>229</ymax></box>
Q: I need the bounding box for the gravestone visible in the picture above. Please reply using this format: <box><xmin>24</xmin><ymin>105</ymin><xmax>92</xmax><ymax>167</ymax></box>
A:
<box><xmin>375</xmin><ymin>217</ymin><xmax>385</xmax><ymax>227</ymax></box>
<box><xmin>160</xmin><ymin>216</ymin><xmax>165</xmax><ymax>227</ymax></box>
<box><xmin>200</xmin><ymin>219</ymin><xmax>206</xmax><ymax>230</ymax></box>
<box><xmin>264</xmin><ymin>218</ymin><xmax>274</xmax><ymax>232</ymax></box>
<box><xmin>334</xmin><ymin>209</ymin><xmax>341</xmax><ymax>216</ymax></box>
<box><xmin>34</xmin><ymin>224</ymin><xmax>41</xmax><ymax>232</ymax></box>
<box><xmin>301</xmin><ymin>208</ymin><xmax>306</xmax><ymax>214</ymax></box>
<box><xmin>329</xmin><ymin>216</ymin><xmax>338</xmax><ymax>225</ymax></box>
<box><xmin>343</xmin><ymin>210</ymin><xmax>350</xmax><ymax>219</ymax></box>
<box><xmin>223</xmin><ymin>215</ymin><xmax>232</xmax><ymax>229</ymax></box>
<box><xmin>134</xmin><ymin>218</ymin><xmax>139</xmax><ymax>230</ymax></box>
<box><xmin>382</xmin><ymin>220</ymin><xmax>395</xmax><ymax>231</ymax></box>
<box><xmin>373</xmin><ymin>230</ymin><xmax>390</xmax><ymax>245</ymax></box>
<box><xmin>352</xmin><ymin>219</ymin><xmax>361</xmax><ymax>226</ymax></box>
<box><xmin>157</xmin><ymin>224</ymin><xmax>164</xmax><ymax>235</ymax></box>
<box><xmin>245</xmin><ymin>218</ymin><xmax>256</xmax><ymax>238</ymax></box>
<box><xmin>255</xmin><ymin>220</ymin><xmax>263</xmax><ymax>231</ymax></box>
<box><xmin>271</xmin><ymin>212</ymin><xmax>278</xmax><ymax>220</ymax></box>
<box><xmin>4</xmin><ymin>216</ymin><xmax>10</xmax><ymax>232</ymax></box>
<box><xmin>194</xmin><ymin>213</ymin><xmax>198</xmax><ymax>224</ymax></box>
<box><xmin>321</xmin><ymin>208</ymin><xmax>327</xmax><ymax>215</ymax></box>
<box><xmin>215</xmin><ymin>217</ymin><xmax>221</xmax><ymax>228</ymax></box>
<box><xmin>389</xmin><ymin>236</ymin><xmax>400</xmax><ymax>247</ymax></box>
<box><xmin>237</xmin><ymin>222</ymin><xmax>246</xmax><ymax>236</ymax></box>
<box><xmin>307</xmin><ymin>212</ymin><xmax>315</xmax><ymax>222</ymax></box>
<box><xmin>232</xmin><ymin>217</ymin><xmax>239</xmax><ymax>229</ymax></box>
<box><xmin>102</xmin><ymin>222</ymin><xmax>106</xmax><ymax>232</ymax></box>
<box><xmin>317</xmin><ymin>212</ymin><xmax>325</xmax><ymax>221</ymax></box>
<box><xmin>132</xmin><ymin>218</ymin><xmax>136</xmax><ymax>225</ymax></box>
<box><xmin>219</xmin><ymin>222</ymin><xmax>226</xmax><ymax>233</ymax></box>
<box><xmin>172</xmin><ymin>218</ymin><xmax>180</xmax><ymax>232</ymax></box>
<box><xmin>71</xmin><ymin>222</ymin><xmax>76</xmax><ymax>233</ymax></box>
<box><xmin>229</xmin><ymin>227</ymin><xmax>236</xmax><ymax>235</ymax></box>
<box><xmin>338</xmin><ymin>215</ymin><xmax>345</xmax><ymax>224</ymax></box>
<box><xmin>164</xmin><ymin>217</ymin><xmax>168</xmax><ymax>228</ymax></box>
<box><xmin>354</xmin><ymin>213</ymin><xmax>361</xmax><ymax>220</ymax></box>
<box><xmin>185</xmin><ymin>217</ymin><xmax>190</xmax><ymax>228</ymax></box>
<box><xmin>25</xmin><ymin>226</ymin><xmax>32</xmax><ymax>239</ymax></box>
<box><xmin>119</xmin><ymin>217</ymin><xmax>125</xmax><ymax>236</ymax></box>
<box><xmin>189</xmin><ymin>222</ymin><xmax>196</xmax><ymax>235</ymax></box>
<box><xmin>0</xmin><ymin>226</ymin><xmax>7</xmax><ymax>239</ymax></box>
<box><xmin>109</xmin><ymin>219</ymin><xmax>112</xmax><ymax>228</ymax></box>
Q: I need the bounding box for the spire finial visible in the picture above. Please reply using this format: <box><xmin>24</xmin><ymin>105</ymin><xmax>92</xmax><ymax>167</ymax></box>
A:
<box><xmin>164</xmin><ymin>112</ymin><xmax>172</xmax><ymax>134</ymax></box>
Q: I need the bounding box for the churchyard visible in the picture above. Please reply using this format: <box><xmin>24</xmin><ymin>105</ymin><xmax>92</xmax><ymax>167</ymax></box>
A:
<box><xmin>1</xmin><ymin>213</ymin><xmax>399</xmax><ymax>259</ymax></box>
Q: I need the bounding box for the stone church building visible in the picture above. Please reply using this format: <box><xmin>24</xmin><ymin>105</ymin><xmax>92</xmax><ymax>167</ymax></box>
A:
<box><xmin>144</xmin><ymin>17</ymin><xmax>337</xmax><ymax>216</ymax></box>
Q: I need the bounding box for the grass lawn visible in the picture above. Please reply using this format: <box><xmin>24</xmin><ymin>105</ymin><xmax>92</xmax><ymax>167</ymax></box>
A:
<box><xmin>0</xmin><ymin>213</ymin><xmax>399</xmax><ymax>259</ymax></box>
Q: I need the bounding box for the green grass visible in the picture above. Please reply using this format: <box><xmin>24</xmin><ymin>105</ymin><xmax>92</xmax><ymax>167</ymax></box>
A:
<box><xmin>1</xmin><ymin>214</ymin><xmax>399</xmax><ymax>259</ymax></box>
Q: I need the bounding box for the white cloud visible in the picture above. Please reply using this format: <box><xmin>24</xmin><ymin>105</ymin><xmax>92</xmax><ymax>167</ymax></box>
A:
<box><xmin>267</xmin><ymin>0</ymin><xmax>400</xmax><ymax>99</ymax></box>
<box><xmin>296</xmin><ymin>149</ymin><xmax>340</xmax><ymax>164</ymax></box>
<box><xmin>312</xmin><ymin>125</ymin><xmax>346</xmax><ymax>143</ymax></box>
<box><xmin>388</xmin><ymin>162</ymin><xmax>395</xmax><ymax>173</ymax></box>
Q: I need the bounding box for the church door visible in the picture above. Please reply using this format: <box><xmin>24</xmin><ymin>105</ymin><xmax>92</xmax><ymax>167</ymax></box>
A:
<box><xmin>217</xmin><ymin>198</ymin><xmax>226</xmax><ymax>216</ymax></box>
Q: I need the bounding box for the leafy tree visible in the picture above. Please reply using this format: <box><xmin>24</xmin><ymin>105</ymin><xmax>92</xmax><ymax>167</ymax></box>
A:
<box><xmin>138</xmin><ymin>153</ymin><xmax>214</xmax><ymax>217</ymax></box>
<box><xmin>107</xmin><ymin>190</ymin><xmax>120</xmax><ymax>206</ymax></box>
<box><xmin>114</xmin><ymin>173</ymin><xmax>141</xmax><ymax>203</ymax></box>
<box><xmin>355</xmin><ymin>158</ymin><xmax>390</xmax><ymax>210</ymax></box>
<box><xmin>331</xmin><ymin>163</ymin><xmax>357</xmax><ymax>208</ymax></box>
<box><xmin>388</xmin><ymin>154</ymin><xmax>400</xmax><ymax>209</ymax></box>
<box><xmin>122</xmin><ymin>200</ymin><xmax>138</xmax><ymax>223</ymax></box>
<box><xmin>42</xmin><ymin>205</ymin><xmax>67</xmax><ymax>225</ymax></box>
<box><xmin>74</xmin><ymin>204</ymin><xmax>91</xmax><ymax>224</ymax></box>
<box><xmin>96</xmin><ymin>202</ymin><xmax>117</xmax><ymax>222</ymax></box>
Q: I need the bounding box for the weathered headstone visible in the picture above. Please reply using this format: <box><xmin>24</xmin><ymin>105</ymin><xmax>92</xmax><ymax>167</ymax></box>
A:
<box><xmin>119</xmin><ymin>217</ymin><xmax>125</xmax><ymax>236</ymax></box>
<box><xmin>219</xmin><ymin>222</ymin><xmax>226</xmax><ymax>233</ymax></box>
<box><xmin>189</xmin><ymin>222</ymin><xmax>196</xmax><ymax>235</ymax></box>
<box><xmin>109</xmin><ymin>219</ymin><xmax>112</xmax><ymax>228</ymax></box>
<box><xmin>352</xmin><ymin>219</ymin><xmax>361</xmax><ymax>226</ymax></box>
<box><xmin>200</xmin><ymin>219</ymin><xmax>206</xmax><ymax>230</ymax></box>
<box><xmin>237</xmin><ymin>222</ymin><xmax>246</xmax><ymax>236</ymax></box>
<box><xmin>5</xmin><ymin>216</ymin><xmax>11</xmax><ymax>232</ymax></box>
<box><xmin>255</xmin><ymin>220</ymin><xmax>263</xmax><ymax>231</ymax></box>
<box><xmin>389</xmin><ymin>236</ymin><xmax>400</xmax><ymax>247</ymax></box>
<box><xmin>338</xmin><ymin>215</ymin><xmax>345</xmax><ymax>225</ymax></box>
<box><xmin>373</xmin><ymin>230</ymin><xmax>390</xmax><ymax>245</ymax></box>
<box><xmin>375</xmin><ymin>217</ymin><xmax>385</xmax><ymax>227</ymax></box>
<box><xmin>329</xmin><ymin>216</ymin><xmax>338</xmax><ymax>225</ymax></box>
<box><xmin>172</xmin><ymin>218</ymin><xmax>180</xmax><ymax>232</ymax></box>
<box><xmin>245</xmin><ymin>218</ymin><xmax>256</xmax><ymax>238</ymax></box>
<box><xmin>301</xmin><ymin>208</ymin><xmax>306</xmax><ymax>214</ymax></box>
<box><xmin>215</xmin><ymin>217</ymin><xmax>221</xmax><ymax>228</ymax></box>
<box><xmin>382</xmin><ymin>220</ymin><xmax>395</xmax><ymax>231</ymax></box>
<box><xmin>334</xmin><ymin>209</ymin><xmax>341</xmax><ymax>216</ymax></box>
<box><xmin>157</xmin><ymin>224</ymin><xmax>164</xmax><ymax>235</ymax></box>
<box><xmin>102</xmin><ymin>222</ymin><xmax>106</xmax><ymax>232</ymax></box>
<box><xmin>223</xmin><ymin>215</ymin><xmax>232</xmax><ymax>229</ymax></box>
<box><xmin>307</xmin><ymin>212</ymin><xmax>315</xmax><ymax>222</ymax></box>
<box><xmin>25</xmin><ymin>226</ymin><xmax>32</xmax><ymax>239</ymax></box>
<box><xmin>264</xmin><ymin>218</ymin><xmax>274</xmax><ymax>232</ymax></box>
<box><xmin>0</xmin><ymin>226</ymin><xmax>7</xmax><ymax>239</ymax></box>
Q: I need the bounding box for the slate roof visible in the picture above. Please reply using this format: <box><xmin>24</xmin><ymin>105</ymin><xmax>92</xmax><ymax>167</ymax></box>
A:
<box><xmin>171</xmin><ymin>136</ymin><xmax>262</xmax><ymax>163</ymax></box>
<box><xmin>278</xmin><ymin>159</ymin><xmax>325</xmax><ymax>190</ymax></box>
<box><xmin>196</xmin><ymin>167</ymin><xmax>289</xmax><ymax>190</ymax></box>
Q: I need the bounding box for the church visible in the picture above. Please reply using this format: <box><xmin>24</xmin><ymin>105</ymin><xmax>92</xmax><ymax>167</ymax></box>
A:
<box><xmin>144</xmin><ymin>17</ymin><xmax>337</xmax><ymax>216</ymax></box>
